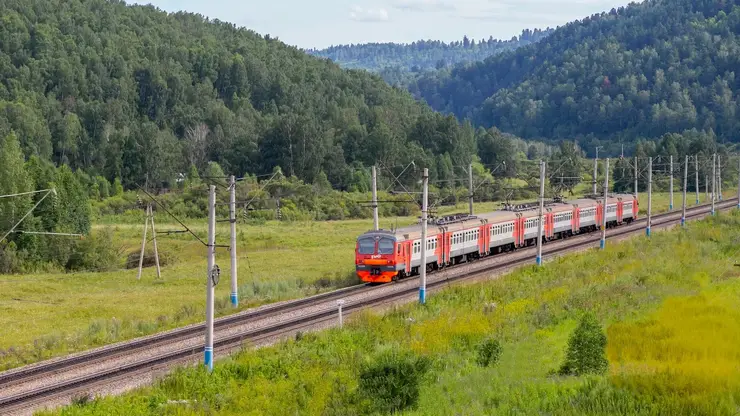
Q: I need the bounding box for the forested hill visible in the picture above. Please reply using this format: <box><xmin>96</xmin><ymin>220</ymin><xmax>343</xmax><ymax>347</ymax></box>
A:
<box><xmin>306</xmin><ymin>29</ymin><xmax>553</xmax><ymax>72</ymax></box>
<box><xmin>409</xmin><ymin>0</ymin><xmax>740</xmax><ymax>154</ymax></box>
<box><xmin>0</xmin><ymin>0</ymin><xmax>479</xmax><ymax>191</ymax></box>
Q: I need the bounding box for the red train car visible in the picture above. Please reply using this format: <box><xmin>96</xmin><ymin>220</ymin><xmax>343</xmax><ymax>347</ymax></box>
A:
<box><xmin>355</xmin><ymin>194</ymin><xmax>638</xmax><ymax>283</ymax></box>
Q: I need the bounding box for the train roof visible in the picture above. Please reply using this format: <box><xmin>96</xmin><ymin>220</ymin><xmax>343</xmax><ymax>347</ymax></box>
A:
<box><xmin>358</xmin><ymin>194</ymin><xmax>638</xmax><ymax>241</ymax></box>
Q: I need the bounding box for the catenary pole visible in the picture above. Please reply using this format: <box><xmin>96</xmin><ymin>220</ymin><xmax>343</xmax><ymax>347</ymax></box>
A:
<box><xmin>468</xmin><ymin>162</ymin><xmax>474</xmax><ymax>216</ymax></box>
<box><xmin>593</xmin><ymin>149</ymin><xmax>599</xmax><ymax>196</ymax></box>
<box><xmin>682</xmin><ymin>155</ymin><xmax>688</xmax><ymax>227</ymax></box>
<box><xmin>205</xmin><ymin>185</ymin><xmax>216</xmax><ymax>371</ymax></box>
<box><xmin>719</xmin><ymin>155</ymin><xmax>723</xmax><ymax>200</ymax></box>
<box><xmin>695</xmin><ymin>156</ymin><xmax>699</xmax><ymax>205</ymax></box>
<box><xmin>634</xmin><ymin>156</ymin><xmax>638</xmax><ymax>198</ymax></box>
<box><xmin>371</xmin><ymin>166</ymin><xmax>379</xmax><ymax>231</ymax></box>
<box><xmin>712</xmin><ymin>154</ymin><xmax>716</xmax><ymax>215</ymax></box>
<box><xmin>419</xmin><ymin>168</ymin><xmax>429</xmax><ymax>305</ymax></box>
<box><xmin>536</xmin><ymin>160</ymin><xmax>545</xmax><ymax>265</ymax></box>
<box><xmin>601</xmin><ymin>158</ymin><xmax>609</xmax><ymax>249</ymax></box>
<box><xmin>229</xmin><ymin>175</ymin><xmax>238</xmax><ymax>308</ymax></box>
<box><xmin>669</xmin><ymin>155</ymin><xmax>674</xmax><ymax>210</ymax></box>
<box><xmin>647</xmin><ymin>157</ymin><xmax>653</xmax><ymax>237</ymax></box>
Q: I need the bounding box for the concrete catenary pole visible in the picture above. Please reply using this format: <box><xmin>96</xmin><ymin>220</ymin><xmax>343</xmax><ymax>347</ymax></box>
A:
<box><xmin>712</xmin><ymin>153</ymin><xmax>716</xmax><ymax>215</ymax></box>
<box><xmin>695</xmin><ymin>156</ymin><xmax>700</xmax><ymax>205</ymax></box>
<box><xmin>719</xmin><ymin>155</ymin><xmax>723</xmax><ymax>200</ymax></box>
<box><xmin>601</xmin><ymin>158</ymin><xmax>609</xmax><ymax>249</ymax></box>
<box><xmin>205</xmin><ymin>185</ymin><xmax>216</xmax><ymax>371</ymax></box>
<box><xmin>634</xmin><ymin>156</ymin><xmax>639</xmax><ymax>198</ymax></box>
<box><xmin>593</xmin><ymin>149</ymin><xmax>599</xmax><ymax>196</ymax></box>
<box><xmin>468</xmin><ymin>162</ymin><xmax>474</xmax><ymax>216</ymax></box>
<box><xmin>136</xmin><ymin>204</ymin><xmax>150</xmax><ymax>280</ymax></box>
<box><xmin>419</xmin><ymin>168</ymin><xmax>429</xmax><ymax>305</ymax></box>
<box><xmin>682</xmin><ymin>155</ymin><xmax>688</xmax><ymax>227</ymax></box>
<box><xmin>669</xmin><ymin>155</ymin><xmax>674</xmax><ymax>210</ymax></box>
<box><xmin>536</xmin><ymin>160</ymin><xmax>546</xmax><ymax>266</ymax></box>
<box><xmin>229</xmin><ymin>175</ymin><xmax>238</xmax><ymax>308</ymax></box>
<box><xmin>371</xmin><ymin>166</ymin><xmax>379</xmax><ymax>231</ymax></box>
<box><xmin>149</xmin><ymin>205</ymin><xmax>161</xmax><ymax>279</ymax></box>
<box><xmin>647</xmin><ymin>157</ymin><xmax>653</xmax><ymax>237</ymax></box>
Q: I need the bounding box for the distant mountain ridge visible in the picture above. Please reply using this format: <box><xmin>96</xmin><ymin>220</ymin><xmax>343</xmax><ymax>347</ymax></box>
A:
<box><xmin>306</xmin><ymin>29</ymin><xmax>553</xmax><ymax>72</ymax></box>
<box><xmin>406</xmin><ymin>0</ymin><xmax>740</xmax><ymax>151</ymax></box>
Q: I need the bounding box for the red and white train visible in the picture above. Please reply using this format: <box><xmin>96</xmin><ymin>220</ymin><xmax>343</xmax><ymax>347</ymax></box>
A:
<box><xmin>355</xmin><ymin>194</ymin><xmax>638</xmax><ymax>283</ymax></box>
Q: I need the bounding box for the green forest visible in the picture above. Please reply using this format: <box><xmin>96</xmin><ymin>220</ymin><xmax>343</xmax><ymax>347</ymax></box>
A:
<box><xmin>409</xmin><ymin>0</ymin><xmax>740</xmax><ymax>155</ymax></box>
<box><xmin>306</xmin><ymin>29</ymin><xmax>553</xmax><ymax>73</ymax></box>
<box><xmin>0</xmin><ymin>0</ymin><xmax>484</xmax><ymax>192</ymax></box>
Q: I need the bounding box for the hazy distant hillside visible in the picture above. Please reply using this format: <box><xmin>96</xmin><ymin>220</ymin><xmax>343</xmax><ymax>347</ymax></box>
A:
<box><xmin>306</xmin><ymin>29</ymin><xmax>553</xmax><ymax>72</ymax></box>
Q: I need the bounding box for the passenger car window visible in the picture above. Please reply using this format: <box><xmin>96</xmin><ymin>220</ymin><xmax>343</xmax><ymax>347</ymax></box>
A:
<box><xmin>358</xmin><ymin>238</ymin><xmax>375</xmax><ymax>254</ymax></box>
<box><xmin>378</xmin><ymin>238</ymin><xmax>394</xmax><ymax>255</ymax></box>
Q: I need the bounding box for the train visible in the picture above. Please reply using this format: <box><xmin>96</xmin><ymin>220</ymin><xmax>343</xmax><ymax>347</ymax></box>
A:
<box><xmin>355</xmin><ymin>194</ymin><xmax>639</xmax><ymax>283</ymax></box>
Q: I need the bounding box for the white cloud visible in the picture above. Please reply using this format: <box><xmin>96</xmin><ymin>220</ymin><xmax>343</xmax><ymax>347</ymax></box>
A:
<box><xmin>349</xmin><ymin>5</ymin><xmax>390</xmax><ymax>22</ymax></box>
<box><xmin>393</xmin><ymin>0</ymin><xmax>456</xmax><ymax>12</ymax></box>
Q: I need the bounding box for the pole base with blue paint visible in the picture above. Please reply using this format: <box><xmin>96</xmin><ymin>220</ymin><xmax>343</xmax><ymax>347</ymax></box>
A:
<box><xmin>681</xmin><ymin>217</ymin><xmax>685</xmax><ymax>227</ymax></box>
<box><xmin>204</xmin><ymin>347</ymin><xmax>213</xmax><ymax>371</ymax></box>
<box><xmin>646</xmin><ymin>227</ymin><xmax>651</xmax><ymax>237</ymax></box>
<box><xmin>696</xmin><ymin>199</ymin><xmax>700</xmax><ymax>205</ymax></box>
<box><xmin>230</xmin><ymin>292</ymin><xmax>238</xmax><ymax>308</ymax></box>
<box><xmin>536</xmin><ymin>255</ymin><xmax>542</xmax><ymax>266</ymax></box>
<box><xmin>419</xmin><ymin>288</ymin><xmax>426</xmax><ymax>305</ymax></box>
<box><xmin>600</xmin><ymin>239</ymin><xmax>605</xmax><ymax>249</ymax></box>
<box><xmin>669</xmin><ymin>204</ymin><xmax>673</xmax><ymax>210</ymax></box>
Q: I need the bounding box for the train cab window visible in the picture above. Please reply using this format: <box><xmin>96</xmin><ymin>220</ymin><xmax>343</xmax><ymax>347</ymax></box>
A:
<box><xmin>358</xmin><ymin>238</ymin><xmax>375</xmax><ymax>254</ymax></box>
<box><xmin>378</xmin><ymin>238</ymin><xmax>394</xmax><ymax>255</ymax></box>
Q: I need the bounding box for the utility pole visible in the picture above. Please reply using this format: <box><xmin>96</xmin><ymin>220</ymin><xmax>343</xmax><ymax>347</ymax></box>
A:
<box><xmin>647</xmin><ymin>157</ymin><xmax>653</xmax><ymax>237</ymax></box>
<box><xmin>705</xmin><ymin>174</ymin><xmax>709</xmax><ymax>202</ymax></box>
<box><xmin>205</xmin><ymin>185</ymin><xmax>216</xmax><ymax>372</ymax></box>
<box><xmin>601</xmin><ymin>158</ymin><xmax>609</xmax><ymax>249</ymax></box>
<box><xmin>682</xmin><ymin>155</ymin><xmax>688</xmax><ymax>227</ymax></box>
<box><xmin>634</xmin><ymin>156</ymin><xmax>638</xmax><ymax>199</ymax></box>
<box><xmin>712</xmin><ymin>153</ymin><xmax>716</xmax><ymax>215</ymax></box>
<box><xmin>229</xmin><ymin>175</ymin><xmax>238</xmax><ymax>308</ymax></box>
<box><xmin>419</xmin><ymin>168</ymin><xmax>428</xmax><ymax>305</ymax></box>
<box><xmin>468</xmin><ymin>162</ymin><xmax>474</xmax><ymax>216</ymax></box>
<box><xmin>669</xmin><ymin>155</ymin><xmax>674</xmax><ymax>210</ymax></box>
<box><xmin>136</xmin><ymin>204</ymin><xmax>149</xmax><ymax>280</ymax></box>
<box><xmin>371</xmin><ymin>166</ymin><xmax>379</xmax><ymax>231</ymax></box>
<box><xmin>536</xmin><ymin>160</ymin><xmax>545</xmax><ymax>266</ymax></box>
<box><xmin>695</xmin><ymin>156</ymin><xmax>699</xmax><ymax>205</ymax></box>
<box><xmin>150</xmin><ymin>205</ymin><xmax>161</xmax><ymax>279</ymax></box>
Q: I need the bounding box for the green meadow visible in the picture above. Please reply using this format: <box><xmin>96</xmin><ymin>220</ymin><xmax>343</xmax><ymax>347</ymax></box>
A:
<box><xmin>40</xmin><ymin>206</ymin><xmax>740</xmax><ymax>416</ymax></box>
<box><xmin>0</xmin><ymin>192</ymin><xmax>729</xmax><ymax>371</ymax></box>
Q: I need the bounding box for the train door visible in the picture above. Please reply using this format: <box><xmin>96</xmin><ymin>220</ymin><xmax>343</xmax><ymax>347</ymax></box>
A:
<box><xmin>517</xmin><ymin>214</ymin><xmax>525</xmax><ymax>247</ymax></box>
<box><xmin>546</xmin><ymin>211</ymin><xmax>554</xmax><ymax>239</ymax></box>
<box><xmin>597</xmin><ymin>203</ymin><xmax>603</xmax><ymax>228</ymax></box>
<box><xmin>480</xmin><ymin>225</ymin><xmax>488</xmax><ymax>254</ymax></box>
<box><xmin>617</xmin><ymin>199</ymin><xmax>624</xmax><ymax>223</ymax></box>
<box><xmin>404</xmin><ymin>241</ymin><xmax>412</xmax><ymax>274</ymax></box>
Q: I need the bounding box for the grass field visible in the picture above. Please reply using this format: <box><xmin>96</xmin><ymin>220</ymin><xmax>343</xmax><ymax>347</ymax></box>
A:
<box><xmin>39</xmin><ymin>205</ymin><xmax>740</xmax><ymax>415</ymax></box>
<box><xmin>0</xmin><ymin>191</ymin><xmax>732</xmax><ymax>371</ymax></box>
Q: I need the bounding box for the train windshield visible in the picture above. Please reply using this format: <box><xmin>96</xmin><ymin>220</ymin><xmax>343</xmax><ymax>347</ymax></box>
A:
<box><xmin>358</xmin><ymin>237</ymin><xmax>375</xmax><ymax>254</ymax></box>
<box><xmin>378</xmin><ymin>238</ymin><xmax>394</xmax><ymax>255</ymax></box>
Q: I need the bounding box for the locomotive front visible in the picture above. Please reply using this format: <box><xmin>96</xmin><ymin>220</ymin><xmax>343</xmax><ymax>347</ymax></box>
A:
<box><xmin>355</xmin><ymin>231</ymin><xmax>399</xmax><ymax>283</ymax></box>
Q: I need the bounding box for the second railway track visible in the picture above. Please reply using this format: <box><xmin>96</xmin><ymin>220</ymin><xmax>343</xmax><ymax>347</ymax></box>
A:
<box><xmin>1</xmin><ymin>199</ymin><xmax>736</xmax><ymax>415</ymax></box>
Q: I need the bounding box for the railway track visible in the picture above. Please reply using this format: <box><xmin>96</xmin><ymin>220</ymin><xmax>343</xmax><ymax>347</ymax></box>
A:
<box><xmin>0</xmin><ymin>198</ymin><xmax>736</xmax><ymax>415</ymax></box>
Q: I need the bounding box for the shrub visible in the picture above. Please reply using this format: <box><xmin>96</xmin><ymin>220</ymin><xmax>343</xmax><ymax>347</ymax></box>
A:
<box><xmin>559</xmin><ymin>313</ymin><xmax>608</xmax><ymax>376</ymax></box>
<box><xmin>358</xmin><ymin>349</ymin><xmax>431</xmax><ymax>413</ymax></box>
<box><xmin>475</xmin><ymin>338</ymin><xmax>503</xmax><ymax>367</ymax></box>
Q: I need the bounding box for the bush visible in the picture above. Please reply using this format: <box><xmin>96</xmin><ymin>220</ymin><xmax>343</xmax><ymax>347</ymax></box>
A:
<box><xmin>475</xmin><ymin>338</ymin><xmax>503</xmax><ymax>367</ymax></box>
<box><xmin>559</xmin><ymin>313</ymin><xmax>608</xmax><ymax>376</ymax></box>
<box><xmin>358</xmin><ymin>349</ymin><xmax>431</xmax><ymax>414</ymax></box>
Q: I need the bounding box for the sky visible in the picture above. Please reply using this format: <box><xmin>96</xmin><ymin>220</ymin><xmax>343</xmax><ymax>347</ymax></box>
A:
<box><xmin>135</xmin><ymin>0</ymin><xmax>631</xmax><ymax>49</ymax></box>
